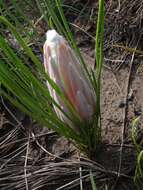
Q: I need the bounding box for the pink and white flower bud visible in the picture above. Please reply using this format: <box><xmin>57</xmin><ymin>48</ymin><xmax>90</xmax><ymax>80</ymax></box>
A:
<box><xmin>43</xmin><ymin>30</ymin><xmax>96</xmax><ymax>127</ymax></box>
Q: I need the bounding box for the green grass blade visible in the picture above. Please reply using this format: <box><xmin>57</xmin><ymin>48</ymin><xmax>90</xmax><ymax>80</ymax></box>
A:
<box><xmin>90</xmin><ymin>171</ymin><xmax>98</xmax><ymax>190</ymax></box>
<box><xmin>132</xmin><ymin>117</ymin><xmax>141</xmax><ymax>153</ymax></box>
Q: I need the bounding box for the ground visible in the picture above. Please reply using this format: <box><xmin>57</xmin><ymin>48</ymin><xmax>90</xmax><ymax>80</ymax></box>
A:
<box><xmin>0</xmin><ymin>0</ymin><xmax>143</xmax><ymax>189</ymax></box>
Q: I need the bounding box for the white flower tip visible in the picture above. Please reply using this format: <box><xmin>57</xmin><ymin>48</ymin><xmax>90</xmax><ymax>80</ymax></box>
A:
<box><xmin>46</xmin><ymin>30</ymin><xmax>64</xmax><ymax>44</ymax></box>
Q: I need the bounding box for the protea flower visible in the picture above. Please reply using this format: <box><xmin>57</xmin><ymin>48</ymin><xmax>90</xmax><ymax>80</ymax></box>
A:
<box><xmin>43</xmin><ymin>30</ymin><xmax>96</xmax><ymax>129</ymax></box>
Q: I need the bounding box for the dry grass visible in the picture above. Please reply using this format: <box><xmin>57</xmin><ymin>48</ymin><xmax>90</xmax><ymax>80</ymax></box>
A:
<box><xmin>1</xmin><ymin>0</ymin><xmax>143</xmax><ymax>189</ymax></box>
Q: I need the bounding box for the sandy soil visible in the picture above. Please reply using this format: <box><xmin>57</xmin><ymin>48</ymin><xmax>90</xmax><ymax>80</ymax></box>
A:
<box><xmin>1</xmin><ymin>0</ymin><xmax>143</xmax><ymax>189</ymax></box>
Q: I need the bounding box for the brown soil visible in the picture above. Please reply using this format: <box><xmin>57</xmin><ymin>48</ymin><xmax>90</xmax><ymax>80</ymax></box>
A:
<box><xmin>1</xmin><ymin>0</ymin><xmax>143</xmax><ymax>189</ymax></box>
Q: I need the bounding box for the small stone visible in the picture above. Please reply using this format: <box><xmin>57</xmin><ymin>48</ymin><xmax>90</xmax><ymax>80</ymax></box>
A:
<box><xmin>128</xmin><ymin>89</ymin><xmax>134</xmax><ymax>101</ymax></box>
<box><xmin>118</xmin><ymin>100</ymin><xmax>126</xmax><ymax>108</ymax></box>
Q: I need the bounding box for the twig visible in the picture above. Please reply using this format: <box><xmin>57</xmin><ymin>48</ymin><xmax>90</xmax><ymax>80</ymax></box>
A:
<box><xmin>0</xmin><ymin>131</ymin><xmax>56</xmax><ymax>149</ymax></box>
<box><xmin>24</xmin><ymin>135</ymin><xmax>30</xmax><ymax>190</ymax></box>
<box><xmin>0</xmin><ymin>96</ymin><xmax>23</xmax><ymax>128</ymax></box>
<box><xmin>117</xmin><ymin>54</ymin><xmax>134</xmax><ymax>176</ymax></box>
<box><xmin>113</xmin><ymin>44</ymin><xmax>143</xmax><ymax>56</ymax></box>
<box><xmin>31</xmin><ymin>132</ymin><xmax>74</xmax><ymax>162</ymax></box>
<box><xmin>0</xmin><ymin>143</ymin><xmax>27</xmax><ymax>170</ymax></box>
<box><xmin>117</xmin><ymin>38</ymin><xmax>140</xmax><ymax>182</ymax></box>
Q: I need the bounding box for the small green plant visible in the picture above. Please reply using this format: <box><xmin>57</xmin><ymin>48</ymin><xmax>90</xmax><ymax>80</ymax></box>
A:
<box><xmin>0</xmin><ymin>0</ymin><xmax>104</xmax><ymax>157</ymax></box>
<box><xmin>132</xmin><ymin>116</ymin><xmax>143</xmax><ymax>189</ymax></box>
